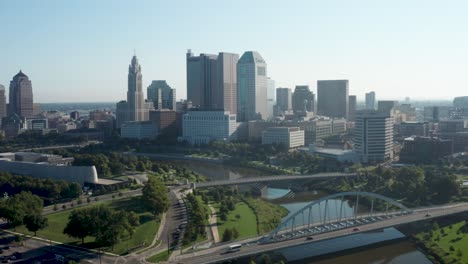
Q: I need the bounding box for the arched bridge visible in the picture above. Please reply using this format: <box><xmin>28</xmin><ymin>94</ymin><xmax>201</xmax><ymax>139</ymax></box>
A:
<box><xmin>192</xmin><ymin>172</ymin><xmax>358</xmax><ymax>188</ymax></box>
<box><xmin>261</xmin><ymin>191</ymin><xmax>412</xmax><ymax>243</ymax></box>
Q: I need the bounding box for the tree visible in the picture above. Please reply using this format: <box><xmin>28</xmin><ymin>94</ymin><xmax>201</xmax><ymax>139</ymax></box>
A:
<box><xmin>24</xmin><ymin>214</ymin><xmax>48</xmax><ymax>236</ymax></box>
<box><xmin>0</xmin><ymin>191</ymin><xmax>43</xmax><ymax>229</ymax></box>
<box><xmin>222</xmin><ymin>228</ymin><xmax>232</xmax><ymax>242</ymax></box>
<box><xmin>63</xmin><ymin>209</ymin><xmax>92</xmax><ymax>244</ymax></box>
<box><xmin>142</xmin><ymin>176</ymin><xmax>169</xmax><ymax>216</ymax></box>
<box><xmin>232</xmin><ymin>227</ymin><xmax>239</xmax><ymax>239</ymax></box>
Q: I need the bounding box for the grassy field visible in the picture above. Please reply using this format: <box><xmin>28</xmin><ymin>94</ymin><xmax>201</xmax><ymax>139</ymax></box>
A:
<box><xmin>14</xmin><ymin>197</ymin><xmax>160</xmax><ymax>255</ymax></box>
<box><xmin>214</xmin><ymin>202</ymin><xmax>258</xmax><ymax>240</ymax></box>
<box><xmin>147</xmin><ymin>250</ymin><xmax>172</xmax><ymax>263</ymax></box>
<box><xmin>414</xmin><ymin>221</ymin><xmax>468</xmax><ymax>263</ymax></box>
<box><xmin>244</xmin><ymin>198</ymin><xmax>289</xmax><ymax>234</ymax></box>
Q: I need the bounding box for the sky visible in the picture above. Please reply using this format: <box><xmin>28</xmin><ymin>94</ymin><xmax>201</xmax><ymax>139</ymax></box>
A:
<box><xmin>1</xmin><ymin>0</ymin><xmax>468</xmax><ymax>103</ymax></box>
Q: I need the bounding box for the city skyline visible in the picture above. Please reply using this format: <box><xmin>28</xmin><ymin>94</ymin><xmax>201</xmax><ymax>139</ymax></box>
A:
<box><xmin>1</xmin><ymin>1</ymin><xmax>468</xmax><ymax>103</ymax></box>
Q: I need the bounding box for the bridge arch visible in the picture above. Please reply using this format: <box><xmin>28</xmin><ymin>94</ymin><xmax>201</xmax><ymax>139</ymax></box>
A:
<box><xmin>261</xmin><ymin>191</ymin><xmax>412</xmax><ymax>243</ymax></box>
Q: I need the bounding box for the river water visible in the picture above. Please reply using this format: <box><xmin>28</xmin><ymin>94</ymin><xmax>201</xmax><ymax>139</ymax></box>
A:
<box><xmin>177</xmin><ymin>161</ymin><xmax>432</xmax><ymax>264</ymax></box>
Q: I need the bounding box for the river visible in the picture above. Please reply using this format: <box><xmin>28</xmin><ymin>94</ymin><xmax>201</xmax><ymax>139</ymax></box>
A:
<box><xmin>176</xmin><ymin>160</ymin><xmax>432</xmax><ymax>264</ymax></box>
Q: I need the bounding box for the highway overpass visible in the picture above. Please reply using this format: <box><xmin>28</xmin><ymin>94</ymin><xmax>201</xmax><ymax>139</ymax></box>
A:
<box><xmin>192</xmin><ymin>172</ymin><xmax>358</xmax><ymax>188</ymax></box>
<box><xmin>172</xmin><ymin>202</ymin><xmax>468</xmax><ymax>264</ymax></box>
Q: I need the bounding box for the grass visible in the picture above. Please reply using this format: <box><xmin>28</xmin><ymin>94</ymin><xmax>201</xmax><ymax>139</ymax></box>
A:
<box><xmin>147</xmin><ymin>250</ymin><xmax>172</xmax><ymax>263</ymax></box>
<box><xmin>13</xmin><ymin>197</ymin><xmax>160</xmax><ymax>255</ymax></box>
<box><xmin>243</xmin><ymin>198</ymin><xmax>289</xmax><ymax>234</ymax></box>
<box><xmin>214</xmin><ymin>202</ymin><xmax>258</xmax><ymax>240</ymax></box>
<box><xmin>414</xmin><ymin>221</ymin><xmax>468</xmax><ymax>263</ymax></box>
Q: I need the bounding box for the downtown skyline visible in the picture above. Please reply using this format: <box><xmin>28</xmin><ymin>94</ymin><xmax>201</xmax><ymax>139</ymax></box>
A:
<box><xmin>1</xmin><ymin>0</ymin><xmax>468</xmax><ymax>103</ymax></box>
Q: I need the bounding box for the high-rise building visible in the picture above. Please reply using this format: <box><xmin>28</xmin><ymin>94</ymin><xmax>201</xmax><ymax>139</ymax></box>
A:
<box><xmin>182</xmin><ymin>110</ymin><xmax>238</xmax><ymax>145</ymax></box>
<box><xmin>453</xmin><ymin>96</ymin><xmax>468</xmax><ymax>108</ymax></box>
<box><xmin>354</xmin><ymin>110</ymin><xmax>393</xmax><ymax>163</ymax></box>
<box><xmin>186</xmin><ymin>50</ymin><xmax>238</xmax><ymax>113</ymax></box>
<box><xmin>378</xmin><ymin>100</ymin><xmax>399</xmax><ymax>116</ymax></box>
<box><xmin>9</xmin><ymin>71</ymin><xmax>34</xmax><ymax>118</ymax></box>
<box><xmin>365</xmin><ymin>91</ymin><xmax>376</xmax><ymax>110</ymax></box>
<box><xmin>127</xmin><ymin>55</ymin><xmax>146</xmax><ymax>121</ymax></box>
<box><xmin>292</xmin><ymin>85</ymin><xmax>316</xmax><ymax>116</ymax></box>
<box><xmin>115</xmin><ymin>100</ymin><xmax>128</xmax><ymax>129</ymax></box>
<box><xmin>276</xmin><ymin>88</ymin><xmax>292</xmax><ymax>115</ymax></box>
<box><xmin>348</xmin><ymin>95</ymin><xmax>357</xmax><ymax>121</ymax></box>
<box><xmin>215</xmin><ymin>52</ymin><xmax>239</xmax><ymax>113</ymax></box>
<box><xmin>237</xmin><ymin>51</ymin><xmax>268</xmax><ymax>121</ymax></box>
<box><xmin>317</xmin><ymin>80</ymin><xmax>349</xmax><ymax>119</ymax></box>
<box><xmin>0</xmin><ymin>85</ymin><xmax>7</xmax><ymax>122</ymax></box>
<box><xmin>266</xmin><ymin>78</ymin><xmax>276</xmax><ymax>119</ymax></box>
<box><xmin>147</xmin><ymin>80</ymin><xmax>176</xmax><ymax>110</ymax></box>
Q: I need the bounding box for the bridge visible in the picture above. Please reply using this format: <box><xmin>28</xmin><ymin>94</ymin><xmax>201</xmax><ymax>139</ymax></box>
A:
<box><xmin>172</xmin><ymin>192</ymin><xmax>468</xmax><ymax>264</ymax></box>
<box><xmin>192</xmin><ymin>172</ymin><xmax>358</xmax><ymax>188</ymax></box>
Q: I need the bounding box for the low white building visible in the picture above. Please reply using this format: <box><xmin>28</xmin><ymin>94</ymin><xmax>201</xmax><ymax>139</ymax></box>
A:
<box><xmin>121</xmin><ymin>121</ymin><xmax>158</xmax><ymax>140</ymax></box>
<box><xmin>262</xmin><ymin>127</ymin><xmax>304</xmax><ymax>149</ymax></box>
<box><xmin>181</xmin><ymin>110</ymin><xmax>238</xmax><ymax>145</ymax></box>
<box><xmin>308</xmin><ymin>145</ymin><xmax>359</xmax><ymax>163</ymax></box>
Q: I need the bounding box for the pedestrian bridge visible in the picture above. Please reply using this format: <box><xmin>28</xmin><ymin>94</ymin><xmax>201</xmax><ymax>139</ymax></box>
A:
<box><xmin>192</xmin><ymin>172</ymin><xmax>357</xmax><ymax>188</ymax></box>
<box><xmin>261</xmin><ymin>191</ymin><xmax>412</xmax><ymax>243</ymax></box>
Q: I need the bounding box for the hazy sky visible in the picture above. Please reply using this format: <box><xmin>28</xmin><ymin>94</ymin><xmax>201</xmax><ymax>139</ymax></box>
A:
<box><xmin>1</xmin><ymin>0</ymin><xmax>467</xmax><ymax>103</ymax></box>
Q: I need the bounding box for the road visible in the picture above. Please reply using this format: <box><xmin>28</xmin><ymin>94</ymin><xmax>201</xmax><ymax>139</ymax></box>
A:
<box><xmin>18</xmin><ymin>141</ymin><xmax>102</xmax><ymax>152</ymax></box>
<box><xmin>42</xmin><ymin>189</ymin><xmax>143</xmax><ymax>215</ymax></box>
<box><xmin>172</xmin><ymin>203</ymin><xmax>468</xmax><ymax>264</ymax></box>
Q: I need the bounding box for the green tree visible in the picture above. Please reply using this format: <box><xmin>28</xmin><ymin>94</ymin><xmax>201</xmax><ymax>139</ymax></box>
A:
<box><xmin>232</xmin><ymin>227</ymin><xmax>239</xmax><ymax>239</ymax></box>
<box><xmin>63</xmin><ymin>209</ymin><xmax>92</xmax><ymax>244</ymax></box>
<box><xmin>0</xmin><ymin>191</ymin><xmax>43</xmax><ymax>228</ymax></box>
<box><xmin>24</xmin><ymin>214</ymin><xmax>48</xmax><ymax>236</ymax></box>
<box><xmin>142</xmin><ymin>176</ymin><xmax>169</xmax><ymax>216</ymax></box>
<box><xmin>222</xmin><ymin>228</ymin><xmax>232</xmax><ymax>242</ymax></box>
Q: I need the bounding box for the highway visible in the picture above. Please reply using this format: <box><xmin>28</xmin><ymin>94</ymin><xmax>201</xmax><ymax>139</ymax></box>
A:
<box><xmin>194</xmin><ymin>172</ymin><xmax>357</xmax><ymax>188</ymax></box>
<box><xmin>171</xmin><ymin>203</ymin><xmax>468</xmax><ymax>264</ymax></box>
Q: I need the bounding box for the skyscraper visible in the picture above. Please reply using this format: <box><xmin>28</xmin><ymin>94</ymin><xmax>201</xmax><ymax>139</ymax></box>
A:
<box><xmin>237</xmin><ymin>51</ymin><xmax>268</xmax><ymax>121</ymax></box>
<box><xmin>365</xmin><ymin>91</ymin><xmax>376</xmax><ymax>110</ymax></box>
<box><xmin>317</xmin><ymin>80</ymin><xmax>348</xmax><ymax>119</ymax></box>
<box><xmin>266</xmin><ymin>78</ymin><xmax>276</xmax><ymax>119</ymax></box>
<box><xmin>186</xmin><ymin>50</ymin><xmax>238</xmax><ymax>112</ymax></box>
<box><xmin>276</xmin><ymin>88</ymin><xmax>292</xmax><ymax>114</ymax></box>
<box><xmin>348</xmin><ymin>95</ymin><xmax>357</xmax><ymax>121</ymax></box>
<box><xmin>354</xmin><ymin>110</ymin><xmax>393</xmax><ymax>163</ymax></box>
<box><xmin>0</xmin><ymin>85</ymin><xmax>6</xmax><ymax>121</ymax></box>
<box><xmin>292</xmin><ymin>85</ymin><xmax>316</xmax><ymax>116</ymax></box>
<box><xmin>127</xmin><ymin>55</ymin><xmax>146</xmax><ymax>121</ymax></box>
<box><xmin>215</xmin><ymin>52</ymin><xmax>239</xmax><ymax>113</ymax></box>
<box><xmin>9</xmin><ymin>71</ymin><xmax>34</xmax><ymax>118</ymax></box>
<box><xmin>116</xmin><ymin>100</ymin><xmax>128</xmax><ymax>129</ymax></box>
<box><xmin>147</xmin><ymin>80</ymin><xmax>176</xmax><ymax>110</ymax></box>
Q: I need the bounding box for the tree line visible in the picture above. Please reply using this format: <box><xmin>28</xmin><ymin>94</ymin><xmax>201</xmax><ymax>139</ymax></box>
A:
<box><xmin>0</xmin><ymin>172</ymin><xmax>81</xmax><ymax>205</ymax></box>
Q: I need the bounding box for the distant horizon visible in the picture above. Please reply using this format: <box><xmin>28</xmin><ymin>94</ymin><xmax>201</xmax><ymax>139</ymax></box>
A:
<box><xmin>2</xmin><ymin>1</ymin><xmax>467</xmax><ymax>102</ymax></box>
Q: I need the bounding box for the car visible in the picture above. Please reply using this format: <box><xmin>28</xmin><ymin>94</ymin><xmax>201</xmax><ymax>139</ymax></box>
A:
<box><xmin>306</xmin><ymin>236</ymin><xmax>314</xmax><ymax>240</ymax></box>
<box><xmin>352</xmin><ymin>227</ymin><xmax>360</xmax><ymax>232</ymax></box>
<box><xmin>425</xmin><ymin>213</ymin><xmax>431</xmax><ymax>217</ymax></box>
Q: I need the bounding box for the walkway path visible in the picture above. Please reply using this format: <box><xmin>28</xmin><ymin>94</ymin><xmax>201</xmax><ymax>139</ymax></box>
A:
<box><xmin>208</xmin><ymin>205</ymin><xmax>220</xmax><ymax>243</ymax></box>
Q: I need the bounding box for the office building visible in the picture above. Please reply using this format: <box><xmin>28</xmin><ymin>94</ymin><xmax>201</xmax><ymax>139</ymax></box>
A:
<box><xmin>348</xmin><ymin>95</ymin><xmax>357</xmax><ymax>121</ymax></box>
<box><xmin>149</xmin><ymin>109</ymin><xmax>181</xmax><ymax>137</ymax></box>
<box><xmin>9</xmin><ymin>71</ymin><xmax>34</xmax><ymax>118</ymax></box>
<box><xmin>116</xmin><ymin>101</ymin><xmax>128</xmax><ymax>129</ymax></box>
<box><xmin>182</xmin><ymin>110</ymin><xmax>238</xmax><ymax>145</ymax></box>
<box><xmin>354</xmin><ymin>110</ymin><xmax>393</xmax><ymax>163</ymax></box>
<box><xmin>70</xmin><ymin>111</ymin><xmax>80</xmax><ymax>120</ymax></box>
<box><xmin>121</xmin><ymin>121</ymin><xmax>158</xmax><ymax>140</ymax></box>
<box><xmin>365</xmin><ymin>91</ymin><xmax>376</xmax><ymax>110</ymax></box>
<box><xmin>186</xmin><ymin>50</ymin><xmax>239</xmax><ymax>113</ymax></box>
<box><xmin>424</xmin><ymin>106</ymin><xmax>450</xmax><ymax>122</ymax></box>
<box><xmin>237</xmin><ymin>51</ymin><xmax>268</xmax><ymax>121</ymax></box>
<box><xmin>26</xmin><ymin>118</ymin><xmax>48</xmax><ymax>130</ymax></box>
<box><xmin>400</xmin><ymin>137</ymin><xmax>452</xmax><ymax>163</ymax></box>
<box><xmin>292</xmin><ymin>85</ymin><xmax>315</xmax><ymax>116</ymax></box>
<box><xmin>454</xmin><ymin>96</ymin><xmax>468</xmax><ymax>108</ymax></box>
<box><xmin>398</xmin><ymin>122</ymin><xmax>430</xmax><ymax>137</ymax></box>
<box><xmin>378</xmin><ymin>100</ymin><xmax>399</xmax><ymax>115</ymax></box>
<box><xmin>317</xmin><ymin>80</ymin><xmax>349</xmax><ymax>119</ymax></box>
<box><xmin>0</xmin><ymin>85</ymin><xmax>6</xmax><ymax>123</ymax></box>
<box><xmin>127</xmin><ymin>55</ymin><xmax>146</xmax><ymax>121</ymax></box>
<box><xmin>262</xmin><ymin>127</ymin><xmax>304</xmax><ymax>149</ymax></box>
<box><xmin>266</xmin><ymin>78</ymin><xmax>276</xmax><ymax>119</ymax></box>
<box><xmin>147</xmin><ymin>80</ymin><xmax>176</xmax><ymax>110</ymax></box>
<box><xmin>276</xmin><ymin>88</ymin><xmax>292</xmax><ymax>115</ymax></box>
